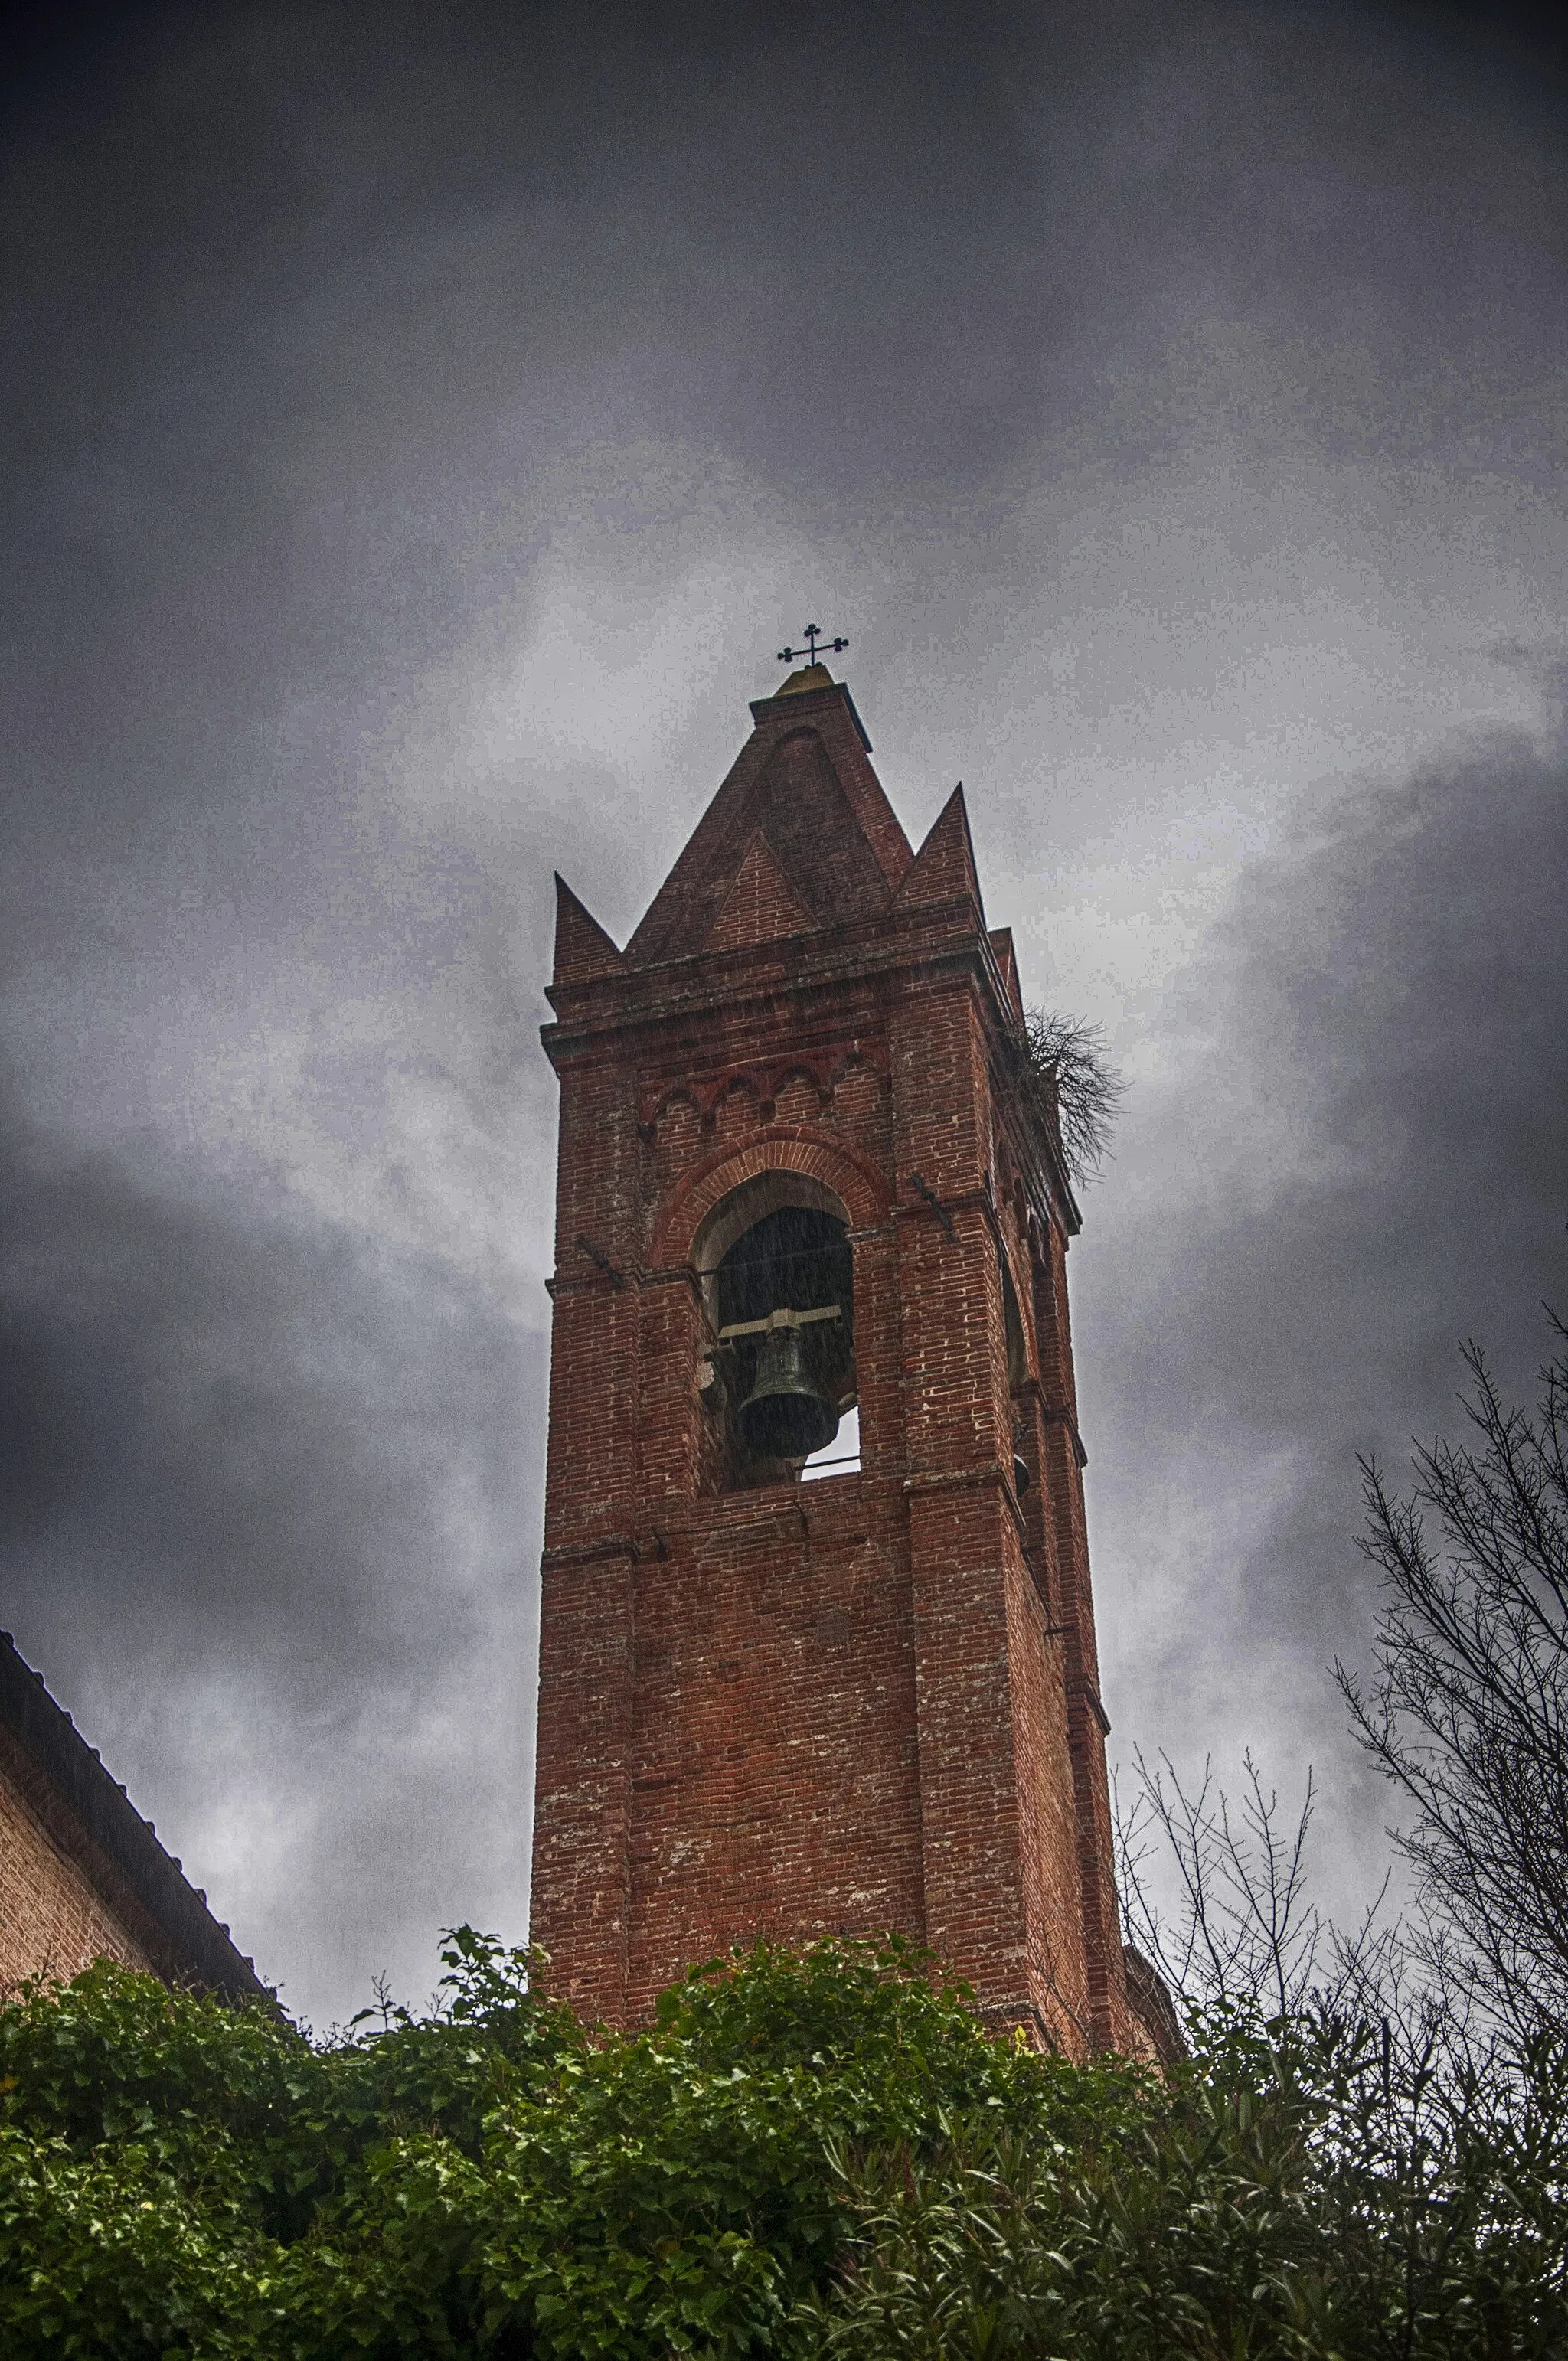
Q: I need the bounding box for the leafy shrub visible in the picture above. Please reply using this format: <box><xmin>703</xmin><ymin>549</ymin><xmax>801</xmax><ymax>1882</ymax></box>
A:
<box><xmin>810</xmin><ymin>2004</ymin><xmax>1568</xmax><ymax>2359</ymax></box>
<box><xmin>2</xmin><ymin>1935</ymin><xmax>1566</xmax><ymax>2358</ymax></box>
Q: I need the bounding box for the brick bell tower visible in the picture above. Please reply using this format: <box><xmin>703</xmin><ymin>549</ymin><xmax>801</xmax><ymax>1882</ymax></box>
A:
<box><xmin>531</xmin><ymin>660</ymin><xmax>1138</xmax><ymax>2053</ymax></box>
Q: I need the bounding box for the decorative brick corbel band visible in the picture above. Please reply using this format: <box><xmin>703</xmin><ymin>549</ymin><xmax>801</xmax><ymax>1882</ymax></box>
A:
<box><xmin>639</xmin><ymin>1043</ymin><xmax>891</xmax><ymax>1136</ymax></box>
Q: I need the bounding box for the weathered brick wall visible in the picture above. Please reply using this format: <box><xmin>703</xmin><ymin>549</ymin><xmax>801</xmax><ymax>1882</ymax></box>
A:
<box><xmin>531</xmin><ymin>677</ymin><xmax>1136</xmax><ymax>2052</ymax></box>
<box><xmin>0</xmin><ymin>1758</ymin><xmax>152</xmax><ymax>1993</ymax></box>
<box><xmin>623</xmin><ymin>1471</ymin><xmax>923</xmax><ymax>2011</ymax></box>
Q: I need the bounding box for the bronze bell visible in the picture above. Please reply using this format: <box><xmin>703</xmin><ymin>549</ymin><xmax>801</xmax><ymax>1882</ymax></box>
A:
<box><xmin>739</xmin><ymin>1324</ymin><xmax>839</xmax><ymax>1460</ymax></box>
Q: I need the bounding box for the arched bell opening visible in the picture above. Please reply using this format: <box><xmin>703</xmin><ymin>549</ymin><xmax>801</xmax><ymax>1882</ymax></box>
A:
<box><xmin>692</xmin><ymin>1173</ymin><xmax>857</xmax><ymax>1491</ymax></box>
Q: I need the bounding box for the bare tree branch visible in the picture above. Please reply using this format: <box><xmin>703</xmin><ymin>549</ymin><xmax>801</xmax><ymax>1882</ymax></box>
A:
<box><xmin>1021</xmin><ymin>1008</ymin><xmax>1125</xmax><ymax>1188</ymax></box>
<box><xmin>1339</xmin><ymin>1311</ymin><xmax>1568</xmax><ymax>2043</ymax></box>
<box><xmin>1116</xmin><ymin>1749</ymin><xmax>1332</xmax><ymax>2018</ymax></box>
<box><xmin>1115</xmin><ymin>1745</ymin><xmax>1409</xmax><ymax>2046</ymax></box>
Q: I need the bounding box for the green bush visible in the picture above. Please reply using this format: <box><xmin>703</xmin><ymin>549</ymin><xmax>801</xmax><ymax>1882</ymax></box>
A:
<box><xmin>2</xmin><ymin>1935</ymin><xmax>1565</xmax><ymax>2358</ymax></box>
<box><xmin>810</xmin><ymin>2005</ymin><xmax>1568</xmax><ymax>2359</ymax></box>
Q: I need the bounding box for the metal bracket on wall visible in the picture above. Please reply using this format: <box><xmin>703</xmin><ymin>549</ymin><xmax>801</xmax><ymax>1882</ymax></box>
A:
<box><xmin>1078</xmin><ymin>1680</ymin><xmax>1112</xmax><ymax>1736</ymax></box>
<box><xmin>576</xmin><ymin>1235</ymin><xmax>628</xmax><ymax>1288</ymax></box>
<box><xmin>906</xmin><ymin>1172</ymin><xmax>954</xmax><ymax>1238</ymax></box>
<box><xmin>1042</xmin><ymin>1403</ymin><xmax>1089</xmax><ymax>1468</ymax></box>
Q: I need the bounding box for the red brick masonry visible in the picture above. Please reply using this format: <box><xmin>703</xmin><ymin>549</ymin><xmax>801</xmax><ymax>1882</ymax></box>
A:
<box><xmin>531</xmin><ymin>670</ymin><xmax>1143</xmax><ymax>2055</ymax></box>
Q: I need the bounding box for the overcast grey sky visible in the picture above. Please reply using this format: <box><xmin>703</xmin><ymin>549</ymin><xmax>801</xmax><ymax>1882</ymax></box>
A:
<box><xmin>2</xmin><ymin>0</ymin><xmax>1565</xmax><ymax>2027</ymax></box>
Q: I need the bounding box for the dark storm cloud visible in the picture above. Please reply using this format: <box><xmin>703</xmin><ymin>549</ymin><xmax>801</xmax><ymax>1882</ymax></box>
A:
<box><xmin>0</xmin><ymin>1088</ymin><xmax>544</xmax><ymax>2013</ymax></box>
<box><xmin>5</xmin><ymin>0</ymin><xmax>1561</xmax><ymax>972</ymax></box>
<box><xmin>0</xmin><ymin>1098</ymin><xmax>526</xmax><ymax>1667</ymax></box>
<box><xmin>8</xmin><ymin>1</ymin><xmax>1560</xmax><ymax>675</ymax></box>
<box><xmin>8</xmin><ymin>0</ymin><xmax>1551</xmax><ymax>987</ymax></box>
<box><xmin>1084</xmin><ymin>691</ymin><xmax>1568</xmax><ymax>1889</ymax></box>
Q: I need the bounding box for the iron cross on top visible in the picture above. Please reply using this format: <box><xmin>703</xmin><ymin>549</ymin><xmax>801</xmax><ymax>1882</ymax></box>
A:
<box><xmin>777</xmin><ymin>624</ymin><xmax>848</xmax><ymax>666</ymax></box>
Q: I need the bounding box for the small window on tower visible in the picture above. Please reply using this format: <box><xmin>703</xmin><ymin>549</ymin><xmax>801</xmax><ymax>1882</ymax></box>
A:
<box><xmin>698</xmin><ymin>1188</ymin><xmax>857</xmax><ymax>1490</ymax></box>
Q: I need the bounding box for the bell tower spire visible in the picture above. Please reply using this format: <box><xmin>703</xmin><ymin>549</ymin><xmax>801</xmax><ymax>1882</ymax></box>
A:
<box><xmin>530</xmin><ymin>665</ymin><xmax>1142</xmax><ymax>2054</ymax></box>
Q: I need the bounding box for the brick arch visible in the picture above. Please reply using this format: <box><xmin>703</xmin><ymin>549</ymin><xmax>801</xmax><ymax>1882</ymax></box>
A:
<box><xmin>708</xmin><ymin>1074</ymin><xmax>763</xmax><ymax>1141</ymax></box>
<box><xmin>645</xmin><ymin>1083</ymin><xmax>701</xmax><ymax>1132</ymax></box>
<box><xmin>655</xmin><ymin>1129</ymin><xmax>889</xmax><ymax>1267</ymax></box>
<box><xmin>768</xmin><ymin>1064</ymin><xmax>831</xmax><ymax>1118</ymax></box>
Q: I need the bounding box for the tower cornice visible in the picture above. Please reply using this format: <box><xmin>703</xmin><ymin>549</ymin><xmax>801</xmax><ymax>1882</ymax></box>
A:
<box><xmin>746</xmin><ymin>674</ymin><xmax>874</xmax><ymax>753</ymax></box>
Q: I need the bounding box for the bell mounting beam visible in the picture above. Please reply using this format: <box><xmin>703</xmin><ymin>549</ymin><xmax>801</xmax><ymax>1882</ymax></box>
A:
<box><xmin>717</xmin><ymin>1304</ymin><xmax>842</xmax><ymax>1344</ymax></box>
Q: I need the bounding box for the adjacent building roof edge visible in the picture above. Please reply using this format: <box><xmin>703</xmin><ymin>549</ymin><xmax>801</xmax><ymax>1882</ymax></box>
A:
<box><xmin>0</xmin><ymin>1631</ymin><xmax>273</xmax><ymax>2006</ymax></box>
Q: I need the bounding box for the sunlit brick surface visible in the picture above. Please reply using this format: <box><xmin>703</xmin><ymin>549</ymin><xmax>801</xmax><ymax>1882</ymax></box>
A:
<box><xmin>0</xmin><ymin>1761</ymin><xmax>152</xmax><ymax>1992</ymax></box>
